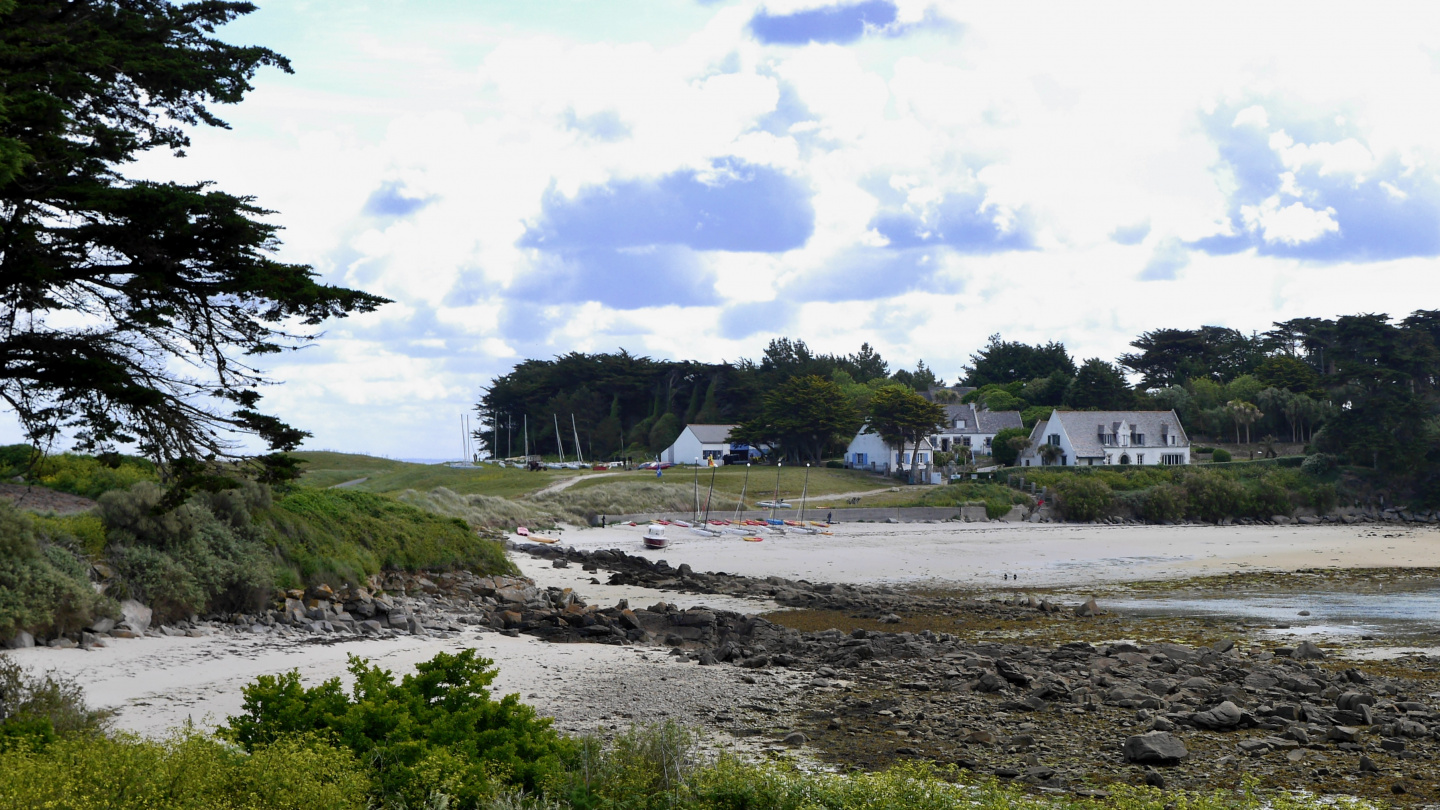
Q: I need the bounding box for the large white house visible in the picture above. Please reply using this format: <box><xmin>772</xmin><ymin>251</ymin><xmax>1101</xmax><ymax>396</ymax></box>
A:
<box><xmin>845</xmin><ymin>404</ymin><xmax>1024</xmax><ymax>474</ymax></box>
<box><xmin>661</xmin><ymin>424</ymin><xmax>747</xmax><ymax>465</ymax></box>
<box><xmin>1016</xmin><ymin>410</ymin><xmax>1191</xmax><ymax>467</ymax></box>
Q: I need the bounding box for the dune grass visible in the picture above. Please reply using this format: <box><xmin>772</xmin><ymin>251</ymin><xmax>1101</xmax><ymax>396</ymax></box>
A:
<box><xmin>293</xmin><ymin>451</ymin><xmax>584</xmax><ymax>498</ymax></box>
<box><xmin>401</xmin><ymin>480</ymin><xmax>752</xmax><ymax>530</ymax></box>
<box><xmin>567</xmin><ymin>465</ymin><xmax>891</xmax><ymax>502</ymax></box>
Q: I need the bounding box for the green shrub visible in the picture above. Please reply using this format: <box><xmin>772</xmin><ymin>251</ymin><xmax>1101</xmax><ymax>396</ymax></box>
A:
<box><xmin>825</xmin><ymin>460</ymin><xmax>844</xmax><ymax>468</ymax></box>
<box><xmin>1139</xmin><ymin>484</ymin><xmax>1188</xmax><ymax>523</ymax></box>
<box><xmin>1192</xmin><ymin>446</ymin><xmax>1214</xmax><ymax>454</ymax></box>
<box><xmin>1054</xmin><ymin>476</ymin><xmax>1114</xmax><ymax>521</ymax></box>
<box><xmin>1210</xmin><ymin>448</ymin><xmax>1232</xmax><ymax>463</ymax></box>
<box><xmin>1183</xmin><ymin>471</ymin><xmax>1244</xmax><ymax>522</ymax></box>
<box><xmin>1300</xmin><ymin>452</ymin><xmax>1337</xmax><ymax>477</ymax></box>
<box><xmin>0</xmin><ymin>504</ymin><xmax>113</xmax><ymax>640</ymax></box>
<box><xmin>223</xmin><ymin>649</ymin><xmax>573</xmax><ymax>808</ymax></box>
<box><xmin>0</xmin><ymin>730</ymin><xmax>368</xmax><ymax>810</ymax></box>
<box><xmin>1245</xmin><ymin>476</ymin><xmax>1293</xmax><ymax>518</ymax></box>
<box><xmin>101</xmin><ymin>482</ymin><xmax>274</xmax><ymax>623</ymax></box>
<box><xmin>990</xmin><ymin>427</ymin><xmax>1030</xmax><ymax>466</ymax></box>
<box><xmin>29</xmin><ymin>452</ymin><xmax>157</xmax><ymax>499</ymax></box>
<box><xmin>1309</xmin><ymin>483</ymin><xmax>1338</xmax><ymax>514</ymax></box>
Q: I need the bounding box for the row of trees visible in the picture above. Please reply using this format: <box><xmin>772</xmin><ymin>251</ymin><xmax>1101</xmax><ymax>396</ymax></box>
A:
<box><xmin>476</xmin><ymin>340</ymin><xmax>942</xmax><ymax>460</ymax></box>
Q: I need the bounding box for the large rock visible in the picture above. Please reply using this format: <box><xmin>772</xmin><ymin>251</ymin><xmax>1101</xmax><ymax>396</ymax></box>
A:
<box><xmin>1123</xmin><ymin>732</ymin><xmax>1188</xmax><ymax>764</ymax></box>
<box><xmin>1190</xmin><ymin>700</ymin><xmax>1244</xmax><ymax>729</ymax></box>
<box><xmin>87</xmin><ymin>617</ymin><xmax>116</xmax><ymax>634</ymax></box>
<box><xmin>119</xmin><ymin>600</ymin><xmax>152</xmax><ymax>634</ymax></box>
<box><xmin>1292</xmin><ymin>641</ymin><xmax>1326</xmax><ymax>660</ymax></box>
<box><xmin>5</xmin><ymin>630</ymin><xmax>34</xmax><ymax>649</ymax></box>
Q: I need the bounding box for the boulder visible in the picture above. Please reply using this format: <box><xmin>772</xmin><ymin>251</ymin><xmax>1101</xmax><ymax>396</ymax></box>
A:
<box><xmin>87</xmin><ymin>617</ymin><xmax>116</xmax><ymax>635</ymax></box>
<box><xmin>1190</xmin><ymin>700</ymin><xmax>1244</xmax><ymax>730</ymax></box>
<box><xmin>1123</xmin><ymin>732</ymin><xmax>1188</xmax><ymax>765</ymax></box>
<box><xmin>1074</xmin><ymin>598</ymin><xmax>1105</xmax><ymax>617</ymax></box>
<box><xmin>119</xmin><ymin>599</ymin><xmax>152</xmax><ymax>634</ymax></box>
<box><xmin>5</xmin><ymin>630</ymin><xmax>34</xmax><ymax>649</ymax></box>
<box><xmin>1292</xmin><ymin>641</ymin><xmax>1326</xmax><ymax>660</ymax></box>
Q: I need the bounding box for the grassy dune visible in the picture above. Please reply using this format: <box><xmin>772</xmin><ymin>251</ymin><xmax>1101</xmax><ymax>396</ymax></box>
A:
<box><xmin>568</xmin><ymin>464</ymin><xmax>893</xmax><ymax>503</ymax></box>
<box><xmin>293</xmin><ymin>451</ymin><xmax>581</xmax><ymax>497</ymax></box>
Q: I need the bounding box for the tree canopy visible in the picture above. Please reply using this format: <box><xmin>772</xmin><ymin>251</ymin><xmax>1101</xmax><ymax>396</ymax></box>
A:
<box><xmin>962</xmin><ymin>335</ymin><xmax>1075</xmax><ymax>387</ymax></box>
<box><xmin>0</xmin><ymin>0</ymin><xmax>387</xmax><ymax>470</ymax></box>
<box><xmin>865</xmin><ymin>385</ymin><xmax>946</xmax><ymax>483</ymax></box>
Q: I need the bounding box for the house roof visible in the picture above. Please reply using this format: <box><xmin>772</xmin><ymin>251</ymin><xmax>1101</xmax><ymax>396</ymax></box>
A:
<box><xmin>942</xmin><ymin>404</ymin><xmax>1023</xmax><ymax>434</ymax></box>
<box><xmin>1042</xmin><ymin>410</ymin><xmax>1190</xmax><ymax>458</ymax></box>
<box><xmin>686</xmin><ymin>424</ymin><xmax>737</xmax><ymax>444</ymax></box>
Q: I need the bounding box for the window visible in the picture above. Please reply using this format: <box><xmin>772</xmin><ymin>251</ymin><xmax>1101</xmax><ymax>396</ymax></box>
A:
<box><xmin>961</xmin><ymin>436</ymin><xmax>972</xmax><ymax>447</ymax></box>
<box><xmin>984</xmin><ymin>437</ymin><xmax>993</xmax><ymax>448</ymax></box>
<box><xmin>1105</xmin><ymin>453</ymin><xmax>1113</xmax><ymax>464</ymax></box>
<box><xmin>1162</xmin><ymin>453</ymin><xmax>1185</xmax><ymax>465</ymax></box>
<box><xmin>1137</xmin><ymin>453</ymin><xmax>1145</xmax><ymax>464</ymax></box>
<box><xmin>1024</xmin><ymin>459</ymin><xmax>1030</xmax><ymax>466</ymax></box>
<box><xmin>1047</xmin><ymin>434</ymin><xmax>1061</xmax><ymax>446</ymax></box>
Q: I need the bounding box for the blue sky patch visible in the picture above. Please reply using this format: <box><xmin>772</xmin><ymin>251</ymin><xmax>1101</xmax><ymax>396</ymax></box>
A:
<box><xmin>521</xmin><ymin>159</ymin><xmax>814</xmax><ymax>253</ymax></box>
<box><xmin>871</xmin><ymin>190</ymin><xmax>1037</xmax><ymax>254</ymax></box>
<box><xmin>749</xmin><ymin>1</ymin><xmax>898</xmax><ymax>45</ymax></box>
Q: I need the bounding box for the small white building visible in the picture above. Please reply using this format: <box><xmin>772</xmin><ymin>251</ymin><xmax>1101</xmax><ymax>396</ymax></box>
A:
<box><xmin>845</xmin><ymin>404</ymin><xmax>1024</xmax><ymax>475</ymax></box>
<box><xmin>661</xmin><ymin>424</ymin><xmax>741</xmax><ymax>465</ymax></box>
<box><xmin>1016</xmin><ymin>410</ymin><xmax>1191</xmax><ymax>467</ymax></box>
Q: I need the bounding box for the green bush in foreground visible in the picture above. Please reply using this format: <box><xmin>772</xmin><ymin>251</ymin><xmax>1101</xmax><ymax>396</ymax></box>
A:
<box><xmin>1211</xmin><ymin>448</ymin><xmax>1233</xmax><ymax>463</ymax></box>
<box><xmin>223</xmin><ymin>649</ymin><xmax>572</xmax><ymax>808</ymax></box>
<box><xmin>0</xmin><ymin>730</ymin><xmax>368</xmax><ymax>810</ymax></box>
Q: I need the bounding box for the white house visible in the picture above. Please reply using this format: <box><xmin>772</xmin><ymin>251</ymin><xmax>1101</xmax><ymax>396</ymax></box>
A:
<box><xmin>1016</xmin><ymin>410</ymin><xmax>1191</xmax><ymax>467</ymax></box>
<box><xmin>845</xmin><ymin>404</ymin><xmax>1024</xmax><ymax>474</ymax></box>
<box><xmin>661</xmin><ymin>424</ymin><xmax>743</xmax><ymax>465</ymax></box>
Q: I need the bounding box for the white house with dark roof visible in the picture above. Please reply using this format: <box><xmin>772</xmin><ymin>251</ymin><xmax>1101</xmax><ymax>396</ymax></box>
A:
<box><xmin>661</xmin><ymin>424</ymin><xmax>742</xmax><ymax>465</ymax></box>
<box><xmin>845</xmin><ymin>404</ymin><xmax>1024</xmax><ymax>474</ymax></box>
<box><xmin>1016</xmin><ymin>410</ymin><xmax>1191</xmax><ymax>467</ymax></box>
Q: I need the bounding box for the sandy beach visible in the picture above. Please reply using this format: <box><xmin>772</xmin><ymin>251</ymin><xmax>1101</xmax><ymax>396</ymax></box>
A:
<box><xmin>561</xmin><ymin>520</ymin><xmax>1440</xmax><ymax>588</ymax></box>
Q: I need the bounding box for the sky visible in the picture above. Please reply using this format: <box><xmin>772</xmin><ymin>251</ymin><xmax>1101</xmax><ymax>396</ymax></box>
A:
<box><xmin>11</xmin><ymin>0</ymin><xmax>1440</xmax><ymax>459</ymax></box>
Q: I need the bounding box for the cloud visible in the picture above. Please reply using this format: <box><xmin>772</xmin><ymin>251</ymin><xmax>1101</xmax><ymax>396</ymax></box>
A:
<box><xmin>1192</xmin><ymin>103</ymin><xmax>1440</xmax><ymax>261</ymax></box>
<box><xmin>508</xmin><ymin>246</ymin><xmax>717</xmax><ymax>309</ymax></box>
<box><xmin>749</xmin><ymin>1</ymin><xmax>899</xmax><ymax>45</ymax></box>
<box><xmin>870</xmin><ymin>189</ymin><xmax>1038</xmax><ymax>254</ymax></box>
<box><xmin>1139</xmin><ymin>238</ymin><xmax>1190</xmax><ymax>281</ymax></box>
<box><xmin>1110</xmin><ymin>220</ymin><xmax>1151</xmax><ymax>245</ymax></box>
<box><xmin>520</xmin><ymin>158</ymin><xmax>814</xmax><ymax>253</ymax></box>
<box><xmin>362</xmin><ymin>181</ymin><xmax>432</xmax><ymax>217</ymax></box>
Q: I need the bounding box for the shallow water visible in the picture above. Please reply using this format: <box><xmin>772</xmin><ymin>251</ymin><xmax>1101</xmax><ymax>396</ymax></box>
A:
<box><xmin>1104</xmin><ymin>583</ymin><xmax>1440</xmax><ymax>642</ymax></box>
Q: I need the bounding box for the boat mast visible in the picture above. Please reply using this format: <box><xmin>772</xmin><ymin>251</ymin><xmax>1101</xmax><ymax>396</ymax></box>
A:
<box><xmin>703</xmin><ymin>464</ymin><xmax>717</xmax><ymax>523</ymax></box>
<box><xmin>492</xmin><ymin>410</ymin><xmax>498</xmax><ymax>462</ymax></box>
<box><xmin>734</xmin><ymin>462</ymin><xmax>750</xmax><ymax>522</ymax></box>
<box><xmin>771</xmin><ymin>461</ymin><xmax>782</xmax><ymax>521</ymax></box>
<box><xmin>554</xmin><ymin>414</ymin><xmax>566</xmax><ymax>463</ymax></box>
<box><xmin>523</xmin><ymin>414</ymin><xmax>529</xmax><ymax>458</ymax></box>
<box><xmin>693</xmin><ymin>461</ymin><xmax>700</xmax><ymax>523</ymax></box>
<box><xmin>571</xmin><ymin>414</ymin><xmax>584</xmax><ymax>465</ymax></box>
<box><xmin>799</xmin><ymin>462</ymin><xmax>811</xmax><ymax>523</ymax></box>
